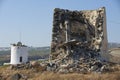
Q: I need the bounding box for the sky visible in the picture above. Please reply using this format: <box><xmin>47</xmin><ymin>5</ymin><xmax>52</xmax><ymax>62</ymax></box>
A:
<box><xmin>0</xmin><ymin>0</ymin><xmax>120</xmax><ymax>47</ymax></box>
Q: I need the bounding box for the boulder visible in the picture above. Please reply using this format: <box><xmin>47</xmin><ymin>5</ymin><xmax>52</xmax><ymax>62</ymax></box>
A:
<box><xmin>11</xmin><ymin>73</ymin><xmax>21</xmax><ymax>80</ymax></box>
<box><xmin>30</xmin><ymin>61</ymin><xmax>40</xmax><ymax>68</ymax></box>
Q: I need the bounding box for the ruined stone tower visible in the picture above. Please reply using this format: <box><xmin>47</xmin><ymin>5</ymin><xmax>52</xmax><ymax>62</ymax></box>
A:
<box><xmin>49</xmin><ymin>7</ymin><xmax>108</xmax><ymax>72</ymax></box>
<box><xmin>51</xmin><ymin>7</ymin><xmax>107</xmax><ymax>60</ymax></box>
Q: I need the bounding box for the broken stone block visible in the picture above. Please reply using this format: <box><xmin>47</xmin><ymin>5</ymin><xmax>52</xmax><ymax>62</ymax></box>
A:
<box><xmin>58</xmin><ymin>68</ymin><xmax>69</xmax><ymax>74</ymax></box>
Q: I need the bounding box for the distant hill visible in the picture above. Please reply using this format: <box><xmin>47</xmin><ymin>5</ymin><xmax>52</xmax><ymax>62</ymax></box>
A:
<box><xmin>28</xmin><ymin>46</ymin><xmax>50</xmax><ymax>60</ymax></box>
<box><xmin>108</xmin><ymin>42</ymin><xmax>120</xmax><ymax>49</ymax></box>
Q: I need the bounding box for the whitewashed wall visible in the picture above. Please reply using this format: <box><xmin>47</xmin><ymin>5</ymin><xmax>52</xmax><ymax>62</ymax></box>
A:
<box><xmin>10</xmin><ymin>45</ymin><xmax>28</xmax><ymax>64</ymax></box>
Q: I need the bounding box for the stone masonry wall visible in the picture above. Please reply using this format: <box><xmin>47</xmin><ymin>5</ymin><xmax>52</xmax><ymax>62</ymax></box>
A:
<box><xmin>49</xmin><ymin>7</ymin><xmax>108</xmax><ymax>73</ymax></box>
<box><xmin>51</xmin><ymin>7</ymin><xmax>107</xmax><ymax>60</ymax></box>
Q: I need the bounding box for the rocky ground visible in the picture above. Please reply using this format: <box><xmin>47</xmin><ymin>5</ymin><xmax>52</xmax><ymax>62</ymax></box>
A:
<box><xmin>0</xmin><ymin>61</ymin><xmax>120</xmax><ymax>80</ymax></box>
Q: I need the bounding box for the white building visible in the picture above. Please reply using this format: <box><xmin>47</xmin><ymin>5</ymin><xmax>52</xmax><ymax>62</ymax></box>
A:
<box><xmin>10</xmin><ymin>42</ymin><xmax>28</xmax><ymax>64</ymax></box>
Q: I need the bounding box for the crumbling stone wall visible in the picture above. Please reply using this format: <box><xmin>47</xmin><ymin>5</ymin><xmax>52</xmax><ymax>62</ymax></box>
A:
<box><xmin>48</xmin><ymin>7</ymin><xmax>109</xmax><ymax>73</ymax></box>
<box><xmin>51</xmin><ymin>7</ymin><xmax>108</xmax><ymax>61</ymax></box>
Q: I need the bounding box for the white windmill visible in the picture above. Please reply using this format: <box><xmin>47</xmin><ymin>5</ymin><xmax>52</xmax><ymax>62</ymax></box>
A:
<box><xmin>10</xmin><ymin>42</ymin><xmax>28</xmax><ymax>64</ymax></box>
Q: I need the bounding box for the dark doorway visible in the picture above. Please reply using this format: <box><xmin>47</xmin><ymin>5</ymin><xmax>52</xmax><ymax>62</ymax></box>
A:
<box><xmin>20</xmin><ymin>56</ymin><xmax>22</xmax><ymax>62</ymax></box>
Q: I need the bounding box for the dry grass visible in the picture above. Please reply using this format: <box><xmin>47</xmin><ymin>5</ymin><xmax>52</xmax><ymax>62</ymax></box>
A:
<box><xmin>37</xmin><ymin>72</ymin><xmax>120</xmax><ymax>80</ymax></box>
<box><xmin>0</xmin><ymin>65</ymin><xmax>120</xmax><ymax>80</ymax></box>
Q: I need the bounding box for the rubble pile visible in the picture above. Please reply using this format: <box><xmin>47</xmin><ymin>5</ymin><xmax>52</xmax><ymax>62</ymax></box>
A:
<box><xmin>47</xmin><ymin>58</ymin><xmax>111</xmax><ymax>73</ymax></box>
<box><xmin>49</xmin><ymin>7</ymin><xmax>108</xmax><ymax>73</ymax></box>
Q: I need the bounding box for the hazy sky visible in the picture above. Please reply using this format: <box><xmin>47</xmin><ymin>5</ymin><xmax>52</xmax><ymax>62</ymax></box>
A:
<box><xmin>0</xmin><ymin>0</ymin><xmax>120</xmax><ymax>47</ymax></box>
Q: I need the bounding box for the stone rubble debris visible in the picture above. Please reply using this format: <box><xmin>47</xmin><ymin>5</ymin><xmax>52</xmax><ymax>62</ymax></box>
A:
<box><xmin>9</xmin><ymin>61</ymin><xmax>40</xmax><ymax>70</ymax></box>
<box><xmin>49</xmin><ymin>7</ymin><xmax>109</xmax><ymax>73</ymax></box>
